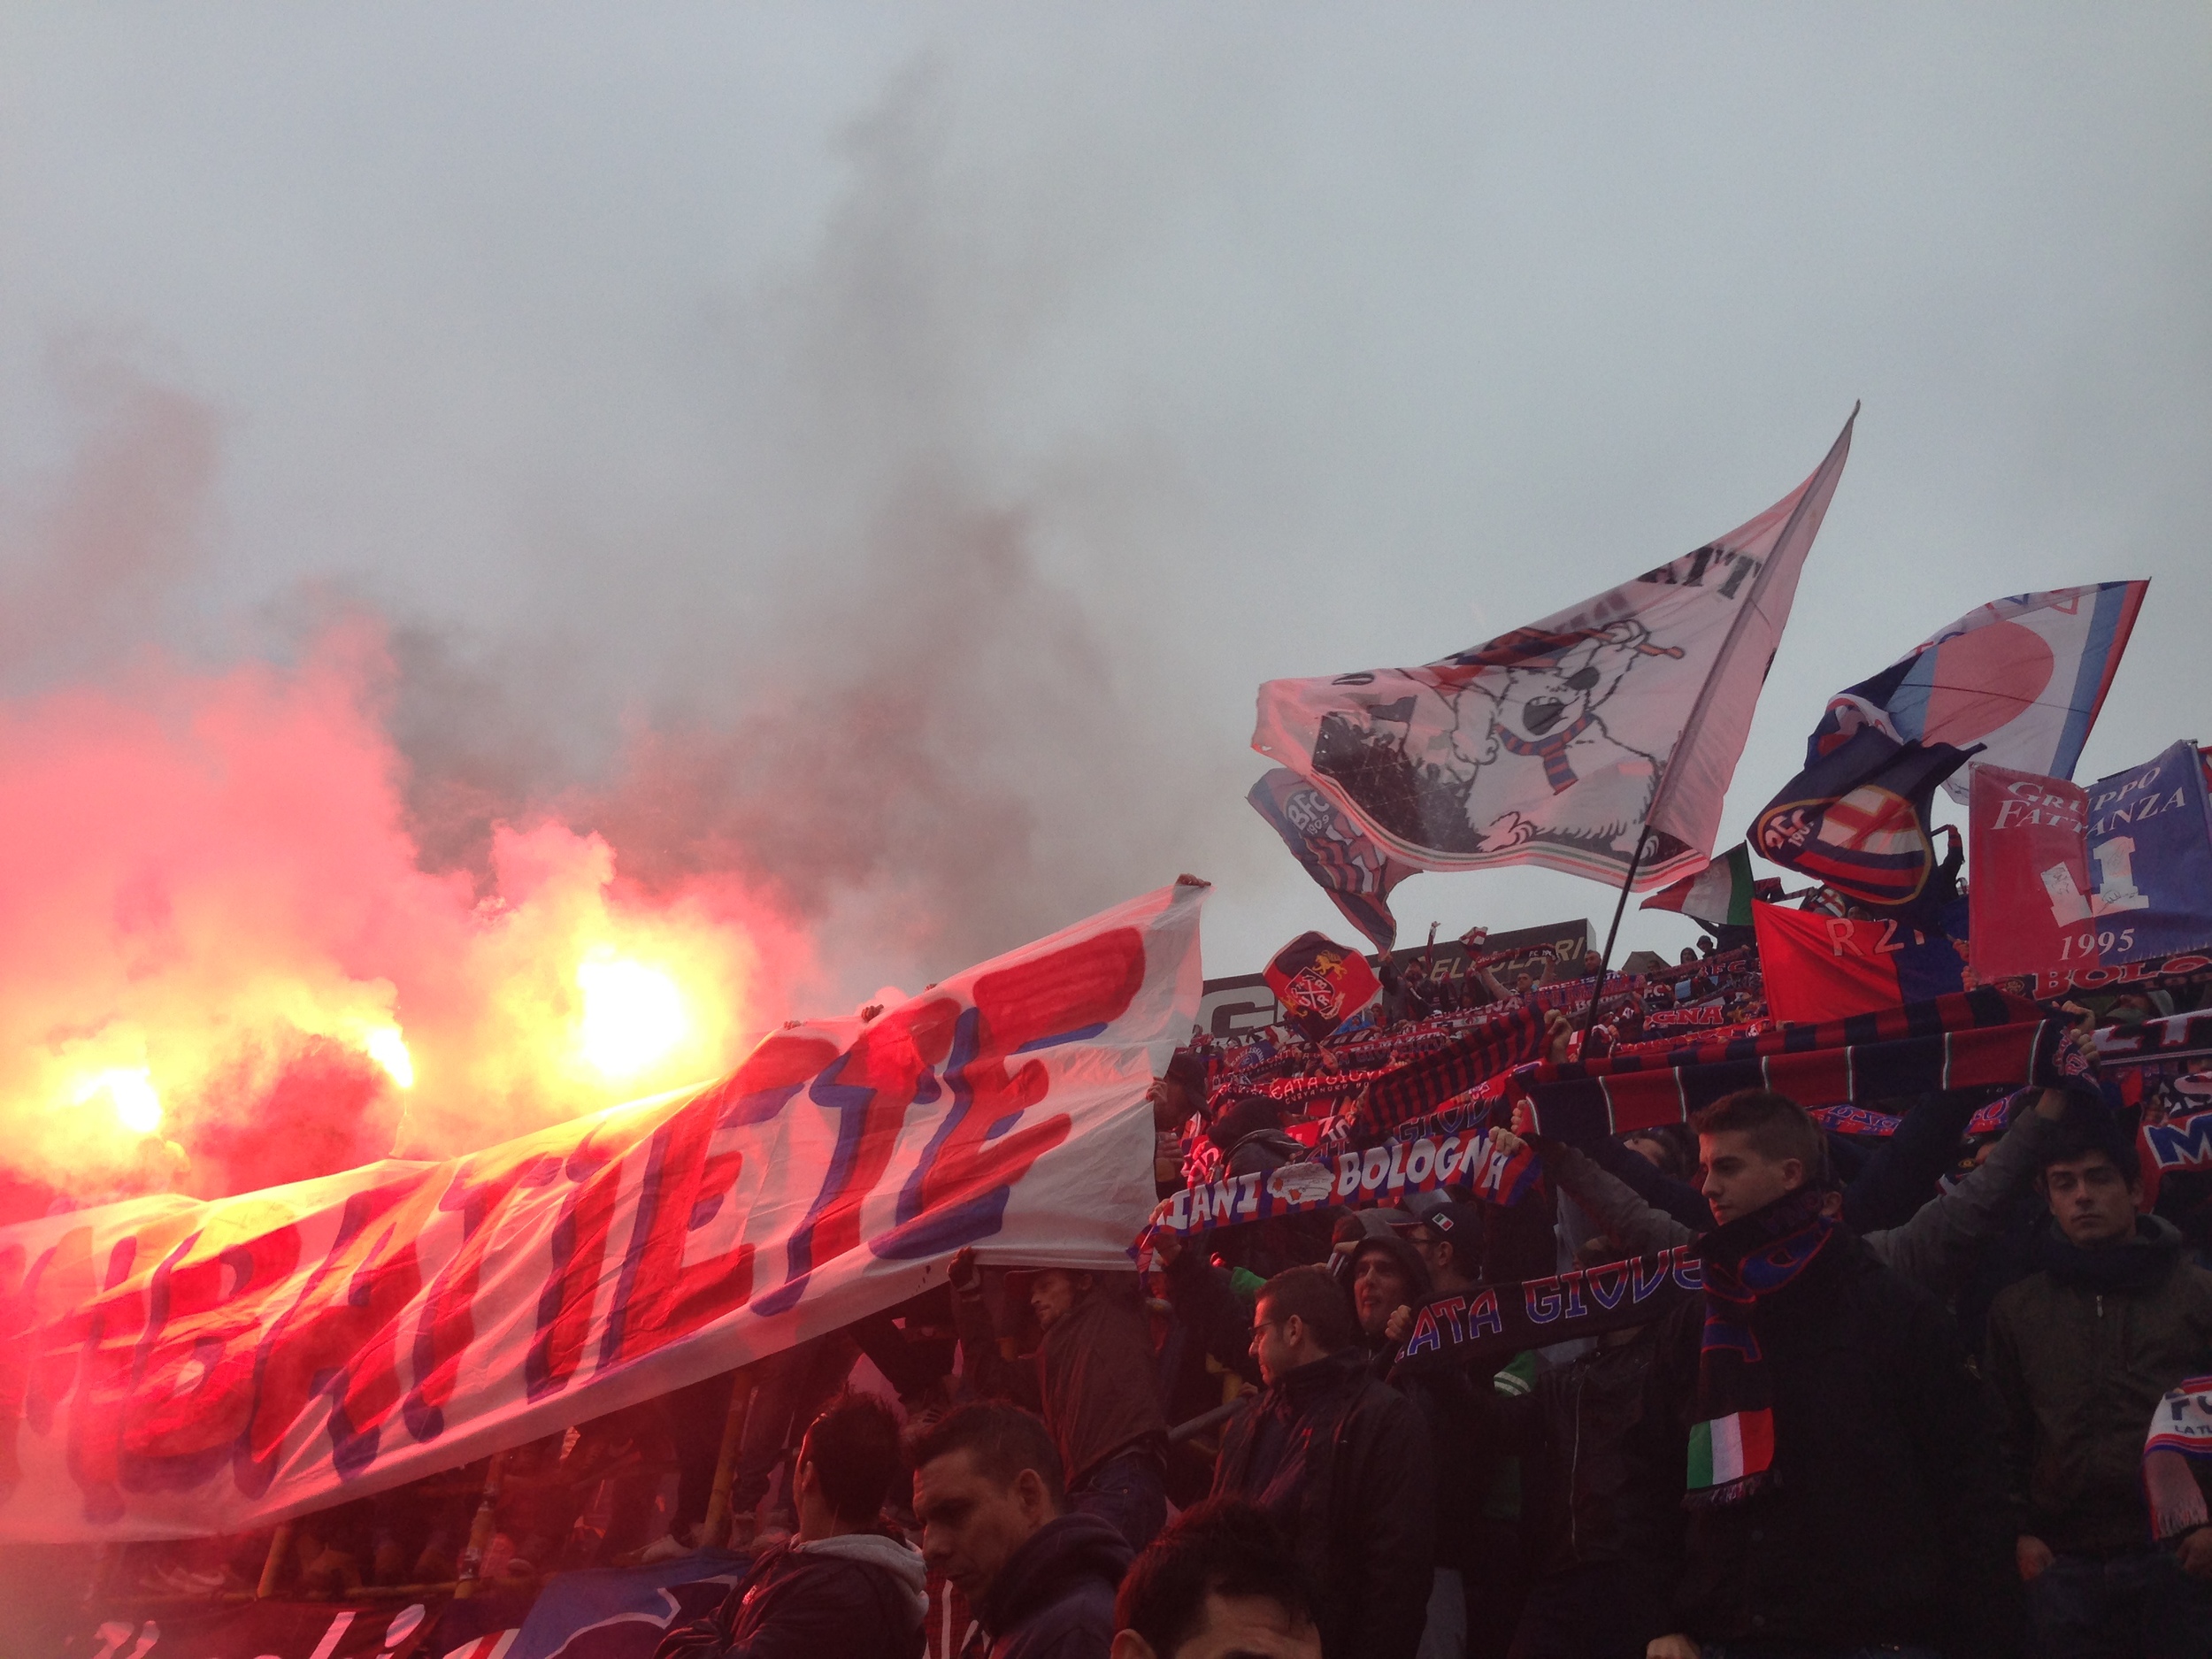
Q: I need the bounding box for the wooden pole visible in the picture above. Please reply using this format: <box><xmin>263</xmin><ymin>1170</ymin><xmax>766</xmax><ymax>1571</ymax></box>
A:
<box><xmin>699</xmin><ymin>1367</ymin><xmax>757</xmax><ymax>1549</ymax></box>
<box><xmin>452</xmin><ymin>1449</ymin><xmax>509</xmax><ymax>1601</ymax></box>
<box><xmin>256</xmin><ymin>1521</ymin><xmax>294</xmax><ymax>1600</ymax></box>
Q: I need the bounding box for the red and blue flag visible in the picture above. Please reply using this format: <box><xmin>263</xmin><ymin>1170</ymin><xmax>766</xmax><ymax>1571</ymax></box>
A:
<box><xmin>1751</xmin><ymin>899</ymin><xmax>1966</xmax><ymax>1025</ymax></box>
<box><xmin>1248</xmin><ymin>767</ymin><xmax>1418</xmax><ymax>951</ymax></box>
<box><xmin>1810</xmin><ymin>582</ymin><xmax>2145</xmax><ymax>803</ymax></box>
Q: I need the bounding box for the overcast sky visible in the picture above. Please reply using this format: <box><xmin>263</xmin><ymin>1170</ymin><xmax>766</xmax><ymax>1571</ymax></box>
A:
<box><xmin>3</xmin><ymin>4</ymin><xmax>2208</xmax><ymax>1002</ymax></box>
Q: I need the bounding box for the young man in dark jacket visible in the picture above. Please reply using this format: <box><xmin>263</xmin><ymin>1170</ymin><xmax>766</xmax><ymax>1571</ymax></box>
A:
<box><xmin>1985</xmin><ymin>1108</ymin><xmax>2212</xmax><ymax>1655</ymax></box>
<box><xmin>1472</xmin><ymin>1242</ymin><xmax>1664</xmax><ymax>1659</ymax></box>
<box><xmin>1211</xmin><ymin>1263</ymin><xmax>1435</xmax><ymax>1659</ymax></box>
<box><xmin>1348</xmin><ymin>1230</ymin><xmax>1478</xmax><ymax>1659</ymax></box>
<box><xmin>1623</xmin><ymin>1090</ymin><xmax>2017</xmax><ymax>1659</ymax></box>
<box><xmin>910</xmin><ymin>1402</ymin><xmax>1133</xmax><ymax>1659</ymax></box>
<box><xmin>951</xmin><ymin>1248</ymin><xmax>1171</xmax><ymax>1552</ymax></box>
<box><xmin>654</xmin><ymin>1391</ymin><xmax>926</xmax><ymax>1659</ymax></box>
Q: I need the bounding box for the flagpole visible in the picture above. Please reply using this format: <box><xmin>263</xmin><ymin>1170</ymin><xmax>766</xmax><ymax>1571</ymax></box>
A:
<box><xmin>1584</xmin><ymin>827</ymin><xmax>1655</xmax><ymax>1039</ymax></box>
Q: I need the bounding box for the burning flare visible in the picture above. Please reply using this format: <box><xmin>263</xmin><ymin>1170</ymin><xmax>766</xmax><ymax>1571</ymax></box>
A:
<box><xmin>0</xmin><ymin>626</ymin><xmax>807</xmax><ymax>1206</ymax></box>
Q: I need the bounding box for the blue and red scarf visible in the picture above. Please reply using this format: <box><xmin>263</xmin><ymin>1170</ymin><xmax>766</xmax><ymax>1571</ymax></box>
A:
<box><xmin>1686</xmin><ymin>1182</ymin><xmax>1837</xmax><ymax>1509</ymax></box>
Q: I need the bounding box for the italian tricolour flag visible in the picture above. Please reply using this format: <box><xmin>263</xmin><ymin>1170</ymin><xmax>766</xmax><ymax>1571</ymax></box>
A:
<box><xmin>1687</xmin><ymin>1408</ymin><xmax>1775</xmax><ymax>1492</ymax></box>
<box><xmin>1641</xmin><ymin>842</ymin><xmax>1758</xmax><ymax>927</ymax></box>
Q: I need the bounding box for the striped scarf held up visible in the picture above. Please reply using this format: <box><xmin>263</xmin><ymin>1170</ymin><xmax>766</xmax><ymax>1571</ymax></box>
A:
<box><xmin>1686</xmin><ymin>1181</ymin><xmax>1836</xmax><ymax>1509</ymax></box>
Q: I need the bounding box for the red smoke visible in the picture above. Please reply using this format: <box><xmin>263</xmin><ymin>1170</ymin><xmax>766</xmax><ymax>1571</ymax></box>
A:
<box><xmin>0</xmin><ymin>620</ymin><xmax>808</xmax><ymax>1210</ymax></box>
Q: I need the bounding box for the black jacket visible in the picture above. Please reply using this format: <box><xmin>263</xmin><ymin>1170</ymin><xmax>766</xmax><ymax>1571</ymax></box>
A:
<box><xmin>1482</xmin><ymin>1325</ymin><xmax>1659</xmax><ymax>1579</ymax></box>
<box><xmin>1212</xmin><ymin>1349</ymin><xmax>1435</xmax><ymax>1659</ymax></box>
<box><xmin>1622</xmin><ymin>1229</ymin><xmax>2019</xmax><ymax>1658</ymax></box>
<box><xmin>1985</xmin><ymin>1215</ymin><xmax>2212</xmax><ymax>1555</ymax></box>
<box><xmin>653</xmin><ymin>1534</ymin><xmax>927</xmax><ymax>1659</ymax></box>
<box><xmin>964</xmin><ymin>1511</ymin><xmax>1132</xmax><ymax>1659</ymax></box>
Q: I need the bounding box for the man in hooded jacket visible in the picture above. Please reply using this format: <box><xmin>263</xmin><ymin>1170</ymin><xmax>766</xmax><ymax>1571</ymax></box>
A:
<box><xmin>655</xmin><ymin>1392</ymin><xmax>927</xmax><ymax>1659</ymax></box>
<box><xmin>1986</xmin><ymin>1107</ymin><xmax>2212</xmax><ymax>1655</ymax></box>
<box><xmin>911</xmin><ymin>1402</ymin><xmax>1133</xmax><ymax>1659</ymax></box>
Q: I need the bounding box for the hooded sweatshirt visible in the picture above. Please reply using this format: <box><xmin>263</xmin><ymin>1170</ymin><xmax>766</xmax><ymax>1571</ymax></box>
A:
<box><xmin>652</xmin><ymin>1528</ymin><xmax>927</xmax><ymax>1659</ymax></box>
<box><xmin>964</xmin><ymin>1511</ymin><xmax>1133</xmax><ymax>1659</ymax></box>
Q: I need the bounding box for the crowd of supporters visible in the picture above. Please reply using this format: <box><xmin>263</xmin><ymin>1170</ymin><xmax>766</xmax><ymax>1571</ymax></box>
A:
<box><xmin>74</xmin><ymin>930</ymin><xmax>2212</xmax><ymax>1658</ymax></box>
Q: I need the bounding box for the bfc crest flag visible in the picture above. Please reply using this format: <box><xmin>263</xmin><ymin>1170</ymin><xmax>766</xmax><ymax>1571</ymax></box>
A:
<box><xmin>0</xmin><ymin>882</ymin><xmax>1205</xmax><ymax>1542</ymax></box>
<box><xmin>1252</xmin><ymin>413</ymin><xmax>1855</xmax><ymax>893</ymax></box>
<box><xmin>1809</xmin><ymin>583</ymin><xmax>2145</xmax><ymax>804</ymax></box>
<box><xmin>1248</xmin><ymin>767</ymin><xmax>1419</xmax><ymax>951</ymax></box>
<box><xmin>1264</xmin><ymin>932</ymin><xmax>1383</xmax><ymax>1042</ymax></box>
<box><xmin>1752</xmin><ymin>727</ymin><xmax>1971</xmax><ymax>909</ymax></box>
<box><xmin>1751</xmin><ymin>900</ymin><xmax>1966</xmax><ymax>1025</ymax></box>
<box><xmin>1970</xmin><ymin>743</ymin><xmax>2212</xmax><ymax>984</ymax></box>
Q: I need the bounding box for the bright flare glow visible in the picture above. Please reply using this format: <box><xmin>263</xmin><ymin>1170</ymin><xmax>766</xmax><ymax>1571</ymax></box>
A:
<box><xmin>363</xmin><ymin>1026</ymin><xmax>416</xmax><ymax>1088</ymax></box>
<box><xmin>577</xmin><ymin>954</ymin><xmax>690</xmax><ymax>1080</ymax></box>
<box><xmin>76</xmin><ymin>1067</ymin><xmax>163</xmax><ymax>1134</ymax></box>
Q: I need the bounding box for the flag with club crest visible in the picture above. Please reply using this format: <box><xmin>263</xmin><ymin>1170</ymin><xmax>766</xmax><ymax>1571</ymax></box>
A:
<box><xmin>1248</xmin><ymin>767</ymin><xmax>1419</xmax><ymax>951</ymax></box>
<box><xmin>1752</xmin><ymin>726</ymin><xmax>1972</xmax><ymax>910</ymax></box>
<box><xmin>1264</xmin><ymin>932</ymin><xmax>1384</xmax><ymax>1043</ymax></box>
<box><xmin>1251</xmin><ymin>413</ymin><xmax>1856</xmax><ymax>894</ymax></box>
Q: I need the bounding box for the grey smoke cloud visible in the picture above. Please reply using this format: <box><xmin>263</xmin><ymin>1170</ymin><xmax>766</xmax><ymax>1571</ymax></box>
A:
<box><xmin>1</xmin><ymin>6</ymin><xmax>2208</xmax><ymax>1001</ymax></box>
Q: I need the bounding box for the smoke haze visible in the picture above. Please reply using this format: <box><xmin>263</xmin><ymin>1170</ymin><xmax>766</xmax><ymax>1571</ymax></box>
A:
<box><xmin>0</xmin><ymin>7</ymin><xmax>2207</xmax><ymax>1186</ymax></box>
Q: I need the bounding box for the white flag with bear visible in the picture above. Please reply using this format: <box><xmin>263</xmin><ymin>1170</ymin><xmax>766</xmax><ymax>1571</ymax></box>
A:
<box><xmin>1252</xmin><ymin>413</ymin><xmax>1856</xmax><ymax>893</ymax></box>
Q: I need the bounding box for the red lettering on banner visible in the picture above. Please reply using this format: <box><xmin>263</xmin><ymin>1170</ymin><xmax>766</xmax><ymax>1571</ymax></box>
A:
<box><xmin>241</xmin><ymin>1174</ymin><xmax>442</xmax><ymax>1487</ymax></box>
<box><xmin>118</xmin><ymin>1202</ymin><xmax>304</xmax><ymax>1481</ymax></box>
<box><xmin>37</xmin><ymin>1214</ymin><xmax>205</xmax><ymax>1520</ymax></box>
<box><xmin>756</xmin><ymin>1002</ymin><xmax>962</xmax><ymax>1313</ymax></box>
<box><xmin>875</xmin><ymin>927</ymin><xmax>1149</xmax><ymax>1259</ymax></box>
<box><xmin>598</xmin><ymin>1095</ymin><xmax>757</xmax><ymax>1370</ymax></box>
<box><xmin>403</xmin><ymin>1146</ymin><xmax>557</xmax><ymax>1441</ymax></box>
<box><xmin>0</xmin><ymin>1240</ymin><xmax>26</xmax><ymax>1491</ymax></box>
<box><xmin>527</xmin><ymin>1125</ymin><xmax>633</xmax><ymax>1402</ymax></box>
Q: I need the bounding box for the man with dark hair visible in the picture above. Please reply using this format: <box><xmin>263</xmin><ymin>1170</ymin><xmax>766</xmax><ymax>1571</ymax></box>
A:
<box><xmin>1986</xmin><ymin>1106</ymin><xmax>2212</xmax><ymax>1655</ymax></box>
<box><xmin>1211</xmin><ymin>1264</ymin><xmax>1434</xmax><ymax>1659</ymax></box>
<box><xmin>910</xmin><ymin>1402</ymin><xmax>1133</xmax><ymax>1659</ymax></box>
<box><xmin>1346</xmin><ymin>1230</ymin><xmax>1476</xmax><ymax>1659</ymax></box>
<box><xmin>1624</xmin><ymin>1087</ymin><xmax>2017</xmax><ymax>1658</ymax></box>
<box><xmin>1110</xmin><ymin>1498</ymin><xmax>1321</xmax><ymax>1659</ymax></box>
<box><xmin>654</xmin><ymin>1391</ymin><xmax>926</xmax><ymax>1659</ymax></box>
<box><xmin>951</xmin><ymin>1247</ymin><xmax>1171</xmax><ymax>1553</ymax></box>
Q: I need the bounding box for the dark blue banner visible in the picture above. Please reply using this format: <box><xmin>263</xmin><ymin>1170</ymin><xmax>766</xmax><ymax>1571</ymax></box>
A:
<box><xmin>2084</xmin><ymin>741</ymin><xmax>2212</xmax><ymax>963</ymax></box>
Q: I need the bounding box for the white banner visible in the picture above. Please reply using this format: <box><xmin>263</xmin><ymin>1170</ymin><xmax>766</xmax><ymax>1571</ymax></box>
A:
<box><xmin>0</xmin><ymin>881</ymin><xmax>1206</xmax><ymax>1541</ymax></box>
<box><xmin>1252</xmin><ymin>414</ymin><xmax>1855</xmax><ymax>892</ymax></box>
